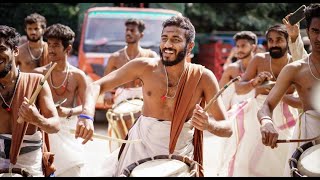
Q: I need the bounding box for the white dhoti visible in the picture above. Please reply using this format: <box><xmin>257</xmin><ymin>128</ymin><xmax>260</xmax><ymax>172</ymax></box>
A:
<box><xmin>98</xmin><ymin>115</ymin><xmax>195</xmax><ymax>177</ymax></box>
<box><xmin>219</xmin><ymin>94</ymin><xmax>298</xmax><ymax>177</ymax></box>
<box><xmin>48</xmin><ymin>116</ymin><xmax>85</xmax><ymax>177</ymax></box>
<box><xmin>283</xmin><ymin>110</ymin><xmax>320</xmax><ymax>176</ymax></box>
<box><xmin>221</xmin><ymin>83</ymin><xmax>255</xmax><ymax>110</ymax></box>
<box><xmin>0</xmin><ymin>131</ymin><xmax>43</xmax><ymax>177</ymax></box>
<box><xmin>113</xmin><ymin>87</ymin><xmax>143</xmax><ymax>108</ymax></box>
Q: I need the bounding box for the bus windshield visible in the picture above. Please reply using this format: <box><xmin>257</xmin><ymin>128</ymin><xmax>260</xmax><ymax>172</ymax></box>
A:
<box><xmin>84</xmin><ymin>10</ymin><xmax>177</xmax><ymax>53</ymax></box>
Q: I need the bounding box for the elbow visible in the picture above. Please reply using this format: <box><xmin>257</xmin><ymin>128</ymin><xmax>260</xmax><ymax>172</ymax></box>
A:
<box><xmin>225</xmin><ymin>124</ymin><xmax>233</xmax><ymax>138</ymax></box>
<box><xmin>48</xmin><ymin>118</ymin><xmax>61</xmax><ymax>134</ymax></box>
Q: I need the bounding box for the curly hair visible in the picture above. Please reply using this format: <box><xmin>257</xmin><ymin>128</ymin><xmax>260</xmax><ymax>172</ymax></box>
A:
<box><xmin>24</xmin><ymin>13</ymin><xmax>47</xmax><ymax>29</ymax></box>
<box><xmin>44</xmin><ymin>23</ymin><xmax>75</xmax><ymax>49</ymax></box>
<box><xmin>162</xmin><ymin>15</ymin><xmax>195</xmax><ymax>44</ymax></box>
<box><xmin>0</xmin><ymin>25</ymin><xmax>20</xmax><ymax>50</ymax></box>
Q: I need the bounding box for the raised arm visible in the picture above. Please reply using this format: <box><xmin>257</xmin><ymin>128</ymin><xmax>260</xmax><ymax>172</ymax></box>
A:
<box><xmin>283</xmin><ymin>15</ymin><xmax>308</xmax><ymax>61</ymax></box>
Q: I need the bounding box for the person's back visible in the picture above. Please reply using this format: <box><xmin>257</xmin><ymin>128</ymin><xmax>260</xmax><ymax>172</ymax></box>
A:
<box><xmin>16</xmin><ymin>13</ymin><xmax>49</xmax><ymax>72</ymax></box>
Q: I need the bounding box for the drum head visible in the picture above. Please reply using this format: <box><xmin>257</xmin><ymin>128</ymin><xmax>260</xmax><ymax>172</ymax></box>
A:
<box><xmin>130</xmin><ymin>159</ymin><xmax>190</xmax><ymax>177</ymax></box>
<box><xmin>298</xmin><ymin>144</ymin><xmax>320</xmax><ymax>177</ymax></box>
<box><xmin>113</xmin><ymin>99</ymin><xmax>143</xmax><ymax>114</ymax></box>
<box><xmin>121</xmin><ymin>155</ymin><xmax>198</xmax><ymax>177</ymax></box>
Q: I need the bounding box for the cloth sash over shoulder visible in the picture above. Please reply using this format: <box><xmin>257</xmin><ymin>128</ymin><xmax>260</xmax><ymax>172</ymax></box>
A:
<box><xmin>40</xmin><ymin>43</ymin><xmax>50</xmax><ymax>67</ymax></box>
<box><xmin>169</xmin><ymin>63</ymin><xmax>204</xmax><ymax>176</ymax></box>
<box><xmin>9</xmin><ymin>72</ymin><xmax>43</xmax><ymax>165</ymax></box>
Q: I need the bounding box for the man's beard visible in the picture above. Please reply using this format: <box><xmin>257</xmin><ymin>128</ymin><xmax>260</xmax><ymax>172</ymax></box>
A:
<box><xmin>160</xmin><ymin>45</ymin><xmax>187</xmax><ymax>67</ymax></box>
<box><xmin>0</xmin><ymin>63</ymin><xmax>12</xmax><ymax>78</ymax></box>
<box><xmin>269</xmin><ymin>45</ymin><xmax>287</xmax><ymax>59</ymax></box>
<box><xmin>238</xmin><ymin>51</ymin><xmax>251</xmax><ymax>60</ymax></box>
<box><xmin>27</xmin><ymin>34</ymin><xmax>41</xmax><ymax>43</ymax></box>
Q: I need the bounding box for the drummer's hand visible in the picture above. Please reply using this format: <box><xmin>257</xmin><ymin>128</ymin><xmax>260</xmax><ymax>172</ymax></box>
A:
<box><xmin>75</xmin><ymin>116</ymin><xmax>94</xmax><ymax>144</ymax></box>
<box><xmin>260</xmin><ymin>119</ymin><xmax>278</xmax><ymax>149</ymax></box>
<box><xmin>190</xmin><ymin>104</ymin><xmax>209</xmax><ymax>131</ymax></box>
<box><xmin>283</xmin><ymin>14</ymin><xmax>300</xmax><ymax>42</ymax></box>
<box><xmin>104</xmin><ymin>92</ymin><xmax>114</xmax><ymax>107</ymax></box>
<box><xmin>56</xmin><ymin>106</ymin><xmax>69</xmax><ymax>117</ymax></box>
<box><xmin>255</xmin><ymin>85</ymin><xmax>272</xmax><ymax>96</ymax></box>
<box><xmin>251</xmin><ymin>71</ymin><xmax>273</xmax><ymax>87</ymax></box>
<box><xmin>18</xmin><ymin>97</ymin><xmax>41</xmax><ymax>124</ymax></box>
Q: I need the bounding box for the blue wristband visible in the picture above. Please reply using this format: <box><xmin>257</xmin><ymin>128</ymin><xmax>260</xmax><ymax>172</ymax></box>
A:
<box><xmin>78</xmin><ymin>114</ymin><xmax>94</xmax><ymax>121</ymax></box>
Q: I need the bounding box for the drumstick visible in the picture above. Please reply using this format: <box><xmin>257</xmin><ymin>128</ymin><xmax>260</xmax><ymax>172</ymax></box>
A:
<box><xmin>203</xmin><ymin>76</ymin><xmax>241</xmax><ymax>112</ymax></box>
<box><xmin>17</xmin><ymin>62</ymin><xmax>57</xmax><ymax>123</ymax></box>
<box><xmin>277</xmin><ymin>134</ymin><xmax>320</xmax><ymax>143</ymax></box>
<box><xmin>68</xmin><ymin>129</ymin><xmax>142</xmax><ymax>144</ymax></box>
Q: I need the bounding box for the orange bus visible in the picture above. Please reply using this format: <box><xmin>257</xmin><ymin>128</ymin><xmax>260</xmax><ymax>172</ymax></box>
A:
<box><xmin>78</xmin><ymin>7</ymin><xmax>182</xmax><ymax>112</ymax></box>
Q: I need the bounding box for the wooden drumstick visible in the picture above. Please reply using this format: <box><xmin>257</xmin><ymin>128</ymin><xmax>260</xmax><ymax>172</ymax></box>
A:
<box><xmin>17</xmin><ymin>62</ymin><xmax>57</xmax><ymax>123</ymax></box>
<box><xmin>277</xmin><ymin>134</ymin><xmax>320</xmax><ymax>143</ymax></box>
<box><xmin>68</xmin><ymin>129</ymin><xmax>142</xmax><ymax>143</ymax></box>
<box><xmin>203</xmin><ymin>76</ymin><xmax>241</xmax><ymax>112</ymax></box>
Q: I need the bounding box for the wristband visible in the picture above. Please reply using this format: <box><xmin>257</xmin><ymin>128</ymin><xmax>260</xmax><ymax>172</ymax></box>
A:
<box><xmin>259</xmin><ymin>116</ymin><xmax>272</xmax><ymax>125</ymax></box>
<box><xmin>78</xmin><ymin>114</ymin><xmax>94</xmax><ymax>121</ymax></box>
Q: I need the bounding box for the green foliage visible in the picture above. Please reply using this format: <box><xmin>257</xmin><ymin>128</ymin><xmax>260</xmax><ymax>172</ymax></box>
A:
<box><xmin>0</xmin><ymin>3</ymin><xmax>79</xmax><ymax>39</ymax></box>
<box><xmin>185</xmin><ymin>3</ymin><xmax>309</xmax><ymax>34</ymax></box>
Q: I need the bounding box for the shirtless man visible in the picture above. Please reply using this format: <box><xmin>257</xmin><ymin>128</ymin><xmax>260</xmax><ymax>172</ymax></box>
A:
<box><xmin>104</xmin><ymin>18</ymin><xmax>157</xmax><ymax>107</ymax></box>
<box><xmin>77</xmin><ymin>15</ymin><xmax>232</xmax><ymax>177</ymax></box>
<box><xmin>219</xmin><ymin>31</ymin><xmax>257</xmax><ymax>110</ymax></box>
<box><xmin>0</xmin><ymin>25</ymin><xmax>59</xmax><ymax>177</ymax></box>
<box><xmin>258</xmin><ymin>3</ymin><xmax>320</xmax><ymax>176</ymax></box>
<box><xmin>222</xmin><ymin>24</ymin><xmax>299</xmax><ymax>176</ymax></box>
<box><xmin>33</xmin><ymin>23</ymin><xmax>89</xmax><ymax>177</ymax></box>
<box><xmin>16</xmin><ymin>13</ymin><xmax>49</xmax><ymax>72</ymax></box>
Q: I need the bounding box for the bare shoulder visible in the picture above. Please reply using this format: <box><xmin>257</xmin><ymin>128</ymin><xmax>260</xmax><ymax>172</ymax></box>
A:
<box><xmin>201</xmin><ymin>67</ymin><xmax>218</xmax><ymax>84</ymax></box>
<box><xmin>17</xmin><ymin>42</ymin><xmax>28</xmax><ymax>58</ymax></box>
<box><xmin>252</xmin><ymin>52</ymin><xmax>268</xmax><ymax>62</ymax></box>
<box><xmin>32</xmin><ymin>64</ymin><xmax>50</xmax><ymax>74</ymax></box>
<box><xmin>18</xmin><ymin>42</ymin><xmax>27</xmax><ymax>50</ymax></box>
<box><xmin>141</xmin><ymin>48</ymin><xmax>158</xmax><ymax>58</ymax></box>
<box><xmin>109</xmin><ymin>48</ymin><xmax>125</xmax><ymax>60</ymax></box>
<box><xmin>69</xmin><ymin>65</ymin><xmax>87</xmax><ymax>77</ymax></box>
<box><xmin>225</xmin><ymin>61</ymin><xmax>240</xmax><ymax>72</ymax></box>
<box><xmin>283</xmin><ymin>58</ymin><xmax>306</xmax><ymax>72</ymax></box>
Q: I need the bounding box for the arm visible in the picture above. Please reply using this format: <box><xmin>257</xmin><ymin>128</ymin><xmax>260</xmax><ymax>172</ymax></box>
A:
<box><xmin>77</xmin><ymin>58</ymin><xmax>148</xmax><ymax>143</ymax></box>
<box><xmin>257</xmin><ymin>64</ymin><xmax>297</xmax><ymax>148</ymax></box>
<box><xmin>282</xmin><ymin>93</ymin><xmax>303</xmax><ymax>109</ymax></box>
<box><xmin>19</xmin><ymin>81</ymin><xmax>60</xmax><ymax>134</ymax></box>
<box><xmin>191</xmin><ymin>69</ymin><xmax>232</xmax><ymax>137</ymax></box>
<box><xmin>103</xmin><ymin>55</ymin><xmax>117</xmax><ymax>106</ymax></box>
<box><xmin>283</xmin><ymin>15</ymin><xmax>308</xmax><ymax>61</ymax></box>
<box><xmin>219</xmin><ymin>65</ymin><xmax>233</xmax><ymax>88</ymax></box>
<box><xmin>235</xmin><ymin>55</ymin><xmax>273</xmax><ymax>95</ymax></box>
